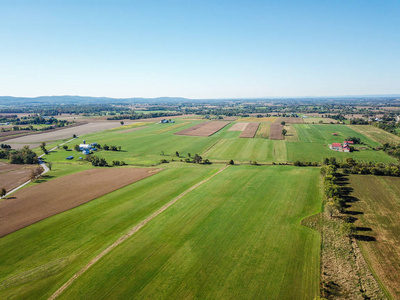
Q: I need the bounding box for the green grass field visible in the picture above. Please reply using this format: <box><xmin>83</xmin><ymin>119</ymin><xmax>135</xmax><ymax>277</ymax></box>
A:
<box><xmin>349</xmin><ymin>175</ymin><xmax>400</xmax><ymax>299</ymax></box>
<box><xmin>58</xmin><ymin>165</ymin><xmax>322</xmax><ymax>300</ymax></box>
<box><xmin>348</xmin><ymin>125</ymin><xmax>400</xmax><ymax>145</ymax></box>
<box><xmin>294</xmin><ymin>124</ymin><xmax>380</xmax><ymax>147</ymax></box>
<box><xmin>287</xmin><ymin>124</ymin><xmax>396</xmax><ymax>163</ymax></box>
<box><xmin>38</xmin><ymin>121</ymin><xmax>397</xmax><ymax>166</ymax></box>
<box><xmin>0</xmin><ymin>164</ymin><xmax>218</xmax><ymax>299</ymax></box>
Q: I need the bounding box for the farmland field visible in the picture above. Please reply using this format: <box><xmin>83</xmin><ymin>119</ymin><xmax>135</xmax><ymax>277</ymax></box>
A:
<box><xmin>348</xmin><ymin>125</ymin><xmax>400</xmax><ymax>145</ymax></box>
<box><xmin>269</xmin><ymin>123</ymin><xmax>284</xmax><ymax>140</ymax></box>
<box><xmin>294</xmin><ymin>124</ymin><xmax>380</xmax><ymax>147</ymax></box>
<box><xmin>56</xmin><ymin>166</ymin><xmax>322</xmax><ymax>300</ymax></box>
<box><xmin>239</xmin><ymin>122</ymin><xmax>259</xmax><ymax>138</ymax></box>
<box><xmin>174</xmin><ymin>121</ymin><xmax>230</xmax><ymax>137</ymax></box>
<box><xmin>0</xmin><ymin>162</ymin><xmax>37</xmax><ymax>192</ymax></box>
<box><xmin>254</xmin><ymin>122</ymin><xmax>270</xmax><ymax>138</ymax></box>
<box><xmin>0</xmin><ymin>164</ymin><xmax>219</xmax><ymax>299</ymax></box>
<box><xmin>349</xmin><ymin>175</ymin><xmax>400</xmax><ymax>299</ymax></box>
<box><xmin>288</xmin><ymin>124</ymin><xmax>395</xmax><ymax>163</ymax></box>
<box><xmin>0</xmin><ymin>167</ymin><xmax>158</xmax><ymax>237</ymax></box>
<box><xmin>203</xmin><ymin>138</ymin><xmax>287</xmax><ymax>163</ymax></box>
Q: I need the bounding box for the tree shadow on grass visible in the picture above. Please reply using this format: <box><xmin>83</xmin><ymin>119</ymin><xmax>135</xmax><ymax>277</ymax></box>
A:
<box><xmin>35</xmin><ymin>174</ymin><xmax>55</xmax><ymax>183</ymax></box>
<box><xmin>354</xmin><ymin>235</ymin><xmax>376</xmax><ymax>242</ymax></box>
<box><xmin>343</xmin><ymin>210</ymin><xmax>364</xmax><ymax>215</ymax></box>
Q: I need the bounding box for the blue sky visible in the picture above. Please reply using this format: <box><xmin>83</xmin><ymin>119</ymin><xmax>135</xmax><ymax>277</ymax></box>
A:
<box><xmin>1</xmin><ymin>0</ymin><xmax>399</xmax><ymax>98</ymax></box>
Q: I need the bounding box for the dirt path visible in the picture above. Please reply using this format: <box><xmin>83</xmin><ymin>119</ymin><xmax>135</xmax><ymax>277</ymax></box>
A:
<box><xmin>47</xmin><ymin>165</ymin><xmax>229</xmax><ymax>300</ymax></box>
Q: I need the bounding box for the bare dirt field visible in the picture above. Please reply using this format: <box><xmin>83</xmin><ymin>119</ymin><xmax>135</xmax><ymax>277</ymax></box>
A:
<box><xmin>0</xmin><ymin>167</ymin><xmax>160</xmax><ymax>237</ymax></box>
<box><xmin>0</xmin><ymin>162</ymin><xmax>37</xmax><ymax>192</ymax></box>
<box><xmin>275</xmin><ymin>117</ymin><xmax>303</xmax><ymax>124</ymax></box>
<box><xmin>269</xmin><ymin>123</ymin><xmax>284</xmax><ymax>140</ymax></box>
<box><xmin>239</xmin><ymin>123</ymin><xmax>259</xmax><ymax>138</ymax></box>
<box><xmin>174</xmin><ymin>121</ymin><xmax>230</xmax><ymax>137</ymax></box>
<box><xmin>228</xmin><ymin>122</ymin><xmax>249</xmax><ymax>131</ymax></box>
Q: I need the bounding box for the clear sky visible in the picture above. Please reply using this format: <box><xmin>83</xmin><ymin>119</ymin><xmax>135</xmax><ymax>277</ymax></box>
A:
<box><xmin>1</xmin><ymin>0</ymin><xmax>399</xmax><ymax>99</ymax></box>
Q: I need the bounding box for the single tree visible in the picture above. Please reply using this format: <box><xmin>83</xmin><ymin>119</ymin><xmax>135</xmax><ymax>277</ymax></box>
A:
<box><xmin>47</xmin><ymin>161</ymin><xmax>53</xmax><ymax>171</ymax></box>
<box><xmin>229</xmin><ymin>159</ymin><xmax>234</xmax><ymax>165</ymax></box>
<box><xmin>282</xmin><ymin>129</ymin><xmax>287</xmax><ymax>136</ymax></box>
<box><xmin>63</xmin><ymin>145</ymin><xmax>68</xmax><ymax>150</ymax></box>
<box><xmin>0</xmin><ymin>187</ymin><xmax>6</xmax><ymax>197</ymax></box>
<box><xmin>40</xmin><ymin>142</ymin><xmax>48</xmax><ymax>154</ymax></box>
<box><xmin>74</xmin><ymin>144</ymin><xmax>80</xmax><ymax>151</ymax></box>
<box><xmin>281</xmin><ymin>121</ymin><xmax>286</xmax><ymax>125</ymax></box>
<box><xmin>176</xmin><ymin>151</ymin><xmax>179</xmax><ymax>157</ymax></box>
<box><xmin>73</xmin><ymin>134</ymin><xmax>77</xmax><ymax>138</ymax></box>
<box><xmin>120</xmin><ymin>121</ymin><xmax>124</xmax><ymax>125</ymax></box>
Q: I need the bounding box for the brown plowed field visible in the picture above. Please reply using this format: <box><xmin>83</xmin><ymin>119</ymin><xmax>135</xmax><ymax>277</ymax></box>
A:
<box><xmin>275</xmin><ymin>117</ymin><xmax>303</xmax><ymax>124</ymax></box>
<box><xmin>0</xmin><ymin>163</ymin><xmax>37</xmax><ymax>192</ymax></box>
<box><xmin>174</xmin><ymin>121</ymin><xmax>230</xmax><ymax>137</ymax></box>
<box><xmin>239</xmin><ymin>122</ymin><xmax>259</xmax><ymax>138</ymax></box>
<box><xmin>269</xmin><ymin>123</ymin><xmax>284</xmax><ymax>140</ymax></box>
<box><xmin>228</xmin><ymin>122</ymin><xmax>249</xmax><ymax>131</ymax></box>
<box><xmin>0</xmin><ymin>167</ymin><xmax>160</xmax><ymax>237</ymax></box>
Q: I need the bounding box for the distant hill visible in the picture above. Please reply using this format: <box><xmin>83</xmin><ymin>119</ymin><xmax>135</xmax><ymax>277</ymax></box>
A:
<box><xmin>0</xmin><ymin>96</ymin><xmax>191</xmax><ymax>105</ymax></box>
<box><xmin>0</xmin><ymin>94</ymin><xmax>399</xmax><ymax>106</ymax></box>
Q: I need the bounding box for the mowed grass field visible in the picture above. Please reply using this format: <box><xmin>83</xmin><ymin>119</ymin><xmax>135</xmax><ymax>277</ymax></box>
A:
<box><xmin>287</xmin><ymin>124</ymin><xmax>396</xmax><ymax>163</ymax></box>
<box><xmin>349</xmin><ymin>175</ymin><xmax>400</xmax><ymax>299</ymax></box>
<box><xmin>0</xmin><ymin>164</ymin><xmax>219</xmax><ymax>299</ymax></box>
<box><xmin>58</xmin><ymin>166</ymin><xmax>322</xmax><ymax>300</ymax></box>
<box><xmin>348</xmin><ymin>125</ymin><xmax>400</xmax><ymax>145</ymax></box>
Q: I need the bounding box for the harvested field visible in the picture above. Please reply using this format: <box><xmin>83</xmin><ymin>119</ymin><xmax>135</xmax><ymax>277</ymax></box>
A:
<box><xmin>0</xmin><ymin>168</ymin><xmax>159</xmax><ymax>237</ymax></box>
<box><xmin>284</xmin><ymin>124</ymin><xmax>300</xmax><ymax>142</ymax></box>
<box><xmin>0</xmin><ymin>163</ymin><xmax>37</xmax><ymax>192</ymax></box>
<box><xmin>269</xmin><ymin>123</ymin><xmax>284</xmax><ymax>140</ymax></box>
<box><xmin>228</xmin><ymin>122</ymin><xmax>249</xmax><ymax>131</ymax></box>
<box><xmin>255</xmin><ymin>122</ymin><xmax>270</xmax><ymax>138</ymax></box>
<box><xmin>174</xmin><ymin>121</ymin><xmax>230</xmax><ymax>137</ymax></box>
<box><xmin>3</xmin><ymin>122</ymin><xmax>127</xmax><ymax>144</ymax></box>
<box><xmin>239</xmin><ymin>117</ymin><xmax>277</xmax><ymax>122</ymax></box>
<box><xmin>239</xmin><ymin>122</ymin><xmax>259</xmax><ymax>138</ymax></box>
<box><xmin>275</xmin><ymin>117</ymin><xmax>303</xmax><ymax>124</ymax></box>
<box><xmin>0</xmin><ymin>122</ymin><xmax>89</xmax><ymax>142</ymax></box>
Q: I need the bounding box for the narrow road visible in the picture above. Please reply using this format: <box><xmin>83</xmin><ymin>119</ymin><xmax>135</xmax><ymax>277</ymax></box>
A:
<box><xmin>1</xmin><ymin>137</ymin><xmax>77</xmax><ymax>199</ymax></box>
<box><xmin>48</xmin><ymin>164</ymin><xmax>229</xmax><ymax>300</ymax></box>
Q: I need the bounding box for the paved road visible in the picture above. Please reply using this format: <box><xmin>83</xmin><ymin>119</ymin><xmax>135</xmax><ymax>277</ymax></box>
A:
<box><xmin>1</xmin><ymin>137</ymin><xmax>77</xmax><ymax>199</ymax></box>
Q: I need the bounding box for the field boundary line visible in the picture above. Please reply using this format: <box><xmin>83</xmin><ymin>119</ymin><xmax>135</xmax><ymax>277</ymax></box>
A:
<box><xmin>47</xmin><ymin>164</ymin><xmax>229</xmax><ymax>300</ymax></box>
<box><xmin>201</xmin><ymin>138</ymin><xmax>222</xmax><ymax>156</ymax></box>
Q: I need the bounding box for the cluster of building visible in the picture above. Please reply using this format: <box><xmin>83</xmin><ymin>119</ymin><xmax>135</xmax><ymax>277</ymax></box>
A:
<box><xmin>159</xmin><ymin>119</ymin><xmax>175</xmax><ymax>123</ymax></box>
<box><xmin>329</xmin><ymin>140</ymin><xmax>354</xmax><ymax>152</ymax></box>
<box><xmin>79</xmin><ymin>140</ymin><xmax>98</xmax><ymax>155</ymax></box>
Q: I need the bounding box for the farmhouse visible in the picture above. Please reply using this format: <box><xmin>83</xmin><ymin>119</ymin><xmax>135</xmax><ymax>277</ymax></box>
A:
<box><xmin>330</xmin><ymin>141</ymin><xmax>353</xmax><ymax>152</ymax></box>
<box><xmin>330</xmin><ymin>143</ymin><xmax>343</xmax><ymax>151</ymax></box>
